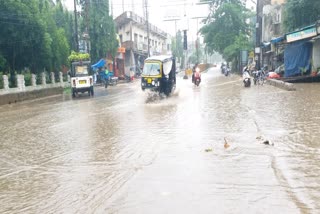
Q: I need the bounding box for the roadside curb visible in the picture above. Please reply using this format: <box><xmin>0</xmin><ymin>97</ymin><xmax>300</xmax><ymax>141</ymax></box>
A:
<box><xmin>0</xmin><ymin>86</ymin><xmax>65</xmax><ymax>106</ymax></box>
<box><xmin>266</xmin><ymin>79</ymin><xmax>296</xmax><ymax>91</ymax></box>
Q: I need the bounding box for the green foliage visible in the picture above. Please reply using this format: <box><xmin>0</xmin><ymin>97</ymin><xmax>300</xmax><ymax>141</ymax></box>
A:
<box><xmin>200</xmin><ymin>1</ymin><xmax>252</xmax><ymax>61</ymax></box>
<box><xmin>79</xmin><ymin>0</ymin><xmax>118</xmax><ymax>63</ymax></box>
<box><xmin>68</xmin><ymin>51</ymin><xmax>90</xmax><ymax>62</ymax></box>
<box><xmin>171</xmin><ymin>31</ymin><xmax>184</xmax><ymax>63</ymax></box>
<box><xmin>24</xmin><ymin>72</ymin><xmax>32</xmax><ymax>86</ymax></box>
<box><xmin>0</xmin><ymin>0</ymin><xmax>72</xmax><ymax>75</ymax></box>
<box><xmin>223</xmin><ymin>33</ymin><xmax>251</xmax><ymax>61</ymax></box>
<box><xmin>284</xmin><ymin>0</ymin><xmax>320</xmax><ymax>31</ymax></box>
<box><xmin>0</xmin><ymin>73</ymin><xmax>3</xmax><ymax>89</ymax></box>
<box><xmin>189</xmin><ymin>40</ymin><xmax>204</xmax><ymax>64</ymax></box>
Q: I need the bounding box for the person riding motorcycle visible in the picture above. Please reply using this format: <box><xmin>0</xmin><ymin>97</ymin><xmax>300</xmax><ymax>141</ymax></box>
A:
<box><xmin>192</xmin><ymin>63</ymin><xmax>199</xmax><ymax>83</ymax></box>
<box><xmin>194</xmin><ymin>67</ymin><xmax>201</xmax><ymax>85</ymax></box>
<box><xmin>98</xmin><ymin>67</ymin><xmax>110</xmax><ymax>88</ymax></box>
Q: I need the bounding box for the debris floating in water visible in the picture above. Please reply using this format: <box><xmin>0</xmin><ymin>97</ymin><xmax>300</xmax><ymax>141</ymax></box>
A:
<box><xmin>224</xmin><ymin>137</ymin><xmax>230</xmax><ymax>149</ymax></box>
<box><xmin>205</xmin><ymin>148</ymin><xmax>213</xmax><ymax>152</ymax></box>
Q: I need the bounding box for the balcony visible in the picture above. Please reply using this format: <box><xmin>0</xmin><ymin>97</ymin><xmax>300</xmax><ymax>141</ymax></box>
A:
<box><xmin>121</xmin><ymin>41</ymin><xmax>148</xmax><ymax>52</ymax></box>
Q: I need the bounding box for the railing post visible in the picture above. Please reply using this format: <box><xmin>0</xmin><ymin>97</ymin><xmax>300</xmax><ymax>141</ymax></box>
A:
<box><xmin>3</xmin><ymin>75</ymin><xmax>9</xmax><ymax>90</ymax></box>
<box><xmin>51</xmin><ymin>72</ymin><xmax>55</xmax><ymax>84</ymax></box>
<box><xmin>42</xmin><ymin>72</ymin><xmax>46</xmax><ymax>86</ymax></box>
<box><xmin>59</xmin><ymin>72</ymin><xmax>63</xmax><ymax>85</ymax></box>
<box><xmin>31</xmin><ymin>74</ymin><xmax>37</xmax><ymax>86</ymax></box>
<box><xmin>17</xmin><ymin>74</ymin><xmax>25</xmax><ymax>90</ymax></box>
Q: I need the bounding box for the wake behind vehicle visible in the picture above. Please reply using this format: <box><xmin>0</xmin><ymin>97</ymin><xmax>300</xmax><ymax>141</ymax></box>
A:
<box><xmin>141</xmin><ymin>55</ymin><xmax>176</xmax><ymax>96</ymax></box>
<box><xmin>70</xmin><ymin>60</ymin><xmax>94</xmax><ymax>97</ymax></box>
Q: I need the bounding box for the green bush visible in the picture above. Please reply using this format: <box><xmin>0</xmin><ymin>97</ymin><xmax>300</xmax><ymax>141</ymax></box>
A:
<box><xmin>0</xmin><ymin>73</ymin><xmax>3</xmax><ymax>89</ymax></box>
<box><xmin>8</xmin><ymin>73</ymin><xmax>17</xmax><ymax>88</ymax></box>
<box><xmin>46</xmin><ymin>72</ymin><xmax>52</xmax><ymax>84</ymax></box>
<box><xmin>36</xmin><ymin>73</ymin><xmax>42</xmax><ymax>85</ymax></box>
<box><xmin>63</xmin><ymin>73</ymin><xmax>68</xmax><ymax>82</ymax></box>
<box><xmin>24</xmin><ymin>72</ymin><xmax>32</xmax><ymax>86</ymax></box>
<box><xmin>54</xmin><ymin>71</ymin><xmax>60</xmax><ymax>82</ymax></box>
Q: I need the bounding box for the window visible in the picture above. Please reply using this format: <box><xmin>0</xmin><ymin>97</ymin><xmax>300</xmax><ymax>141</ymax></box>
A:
<box><xmin>142</xmin><ymin>62</ymin><xmax>161</xmax><ymax>76</ymax></box>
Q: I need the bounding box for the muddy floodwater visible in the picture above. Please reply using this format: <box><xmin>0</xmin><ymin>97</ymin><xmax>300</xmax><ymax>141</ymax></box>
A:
<box><xmin>1</xmin><ymin>67</ymin><xmax>320</xmax><ymax>213</ymax></box>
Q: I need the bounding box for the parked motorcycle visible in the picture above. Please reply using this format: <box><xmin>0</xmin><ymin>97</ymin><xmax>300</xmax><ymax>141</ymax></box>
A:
<box><xmin>243</xmin><ymin>71</ymin><xmax>251</xmax><ymax>87</ymax></box>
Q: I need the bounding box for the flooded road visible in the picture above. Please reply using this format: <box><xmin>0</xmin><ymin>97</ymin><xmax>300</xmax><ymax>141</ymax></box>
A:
<box><xmin>1</xmin><ymin>67</ymin><xmax>320</xmax><ymax>213</ymax></box>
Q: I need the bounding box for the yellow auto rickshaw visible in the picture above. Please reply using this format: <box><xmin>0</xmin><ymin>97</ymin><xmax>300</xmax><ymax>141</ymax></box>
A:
<box><xmin>141</xmin><ymin>55</ymin><xmax>176</xmax><ymax>96</ymax></box>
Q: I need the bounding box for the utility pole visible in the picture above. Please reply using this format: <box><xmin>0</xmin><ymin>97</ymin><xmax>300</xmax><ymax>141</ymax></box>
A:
<box><xmin>122</xmin><ymin>0</ymin><xmax>125</xmax><ymax>13</ymax></box>
<box><xmin>74</xmin><ymin>0</ymin><xmax>79</xmax><ymax>52</ymax></box>
<box><xmin>255</xmin><ymin>0</ymin><xmax>261</xmax><ymax>70</ymax></box>
<box><xmin>84</xmin><ymin>0</ymin><xmax>90</xmax><ymax>54</ymax></box>
<box><xmin>145</xmin><ymin>0</ymin><xmax>150</xmax><ymax>57</ymax></box>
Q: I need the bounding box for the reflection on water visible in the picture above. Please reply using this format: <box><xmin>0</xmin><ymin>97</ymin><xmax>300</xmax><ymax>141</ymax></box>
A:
<box><xmin>0</xmin><ymin>69</ymin><xmax>320</xmax><ymax>213</ymax></box>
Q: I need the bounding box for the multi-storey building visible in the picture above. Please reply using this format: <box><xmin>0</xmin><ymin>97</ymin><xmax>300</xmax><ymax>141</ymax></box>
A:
<box><xmin>114</xmin><ymin>11</ymin><xmax>170</xmax><ymax>77</ymax></box>
<box><xmin>260</xmin><ymin>0</ymin><xmax>286</xmax><ymax>70</ymax></box>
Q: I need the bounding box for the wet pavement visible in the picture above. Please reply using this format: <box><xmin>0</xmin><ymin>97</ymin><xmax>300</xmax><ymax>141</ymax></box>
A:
<box><xmin>1</xmin><ymin>67</ymin><xmax>320</xmax><ymax>213</ymax></box>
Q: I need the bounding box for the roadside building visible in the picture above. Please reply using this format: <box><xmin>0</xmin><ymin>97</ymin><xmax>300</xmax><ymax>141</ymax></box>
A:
<box><xmin>114</xmin><ymin>11</ymin><xmax>169</xmax><ymax>78</ymax></box>
<box><xmin>261</xmin><ymin>0</ymin><xmax>286</xmax><ymax>70</ymax></box>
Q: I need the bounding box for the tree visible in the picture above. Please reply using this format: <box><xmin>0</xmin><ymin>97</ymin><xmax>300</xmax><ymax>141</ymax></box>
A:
<box><xmin>284</xmin><ymin>0</ymin><xmax>320</xmax><ymax>31</ymax></box>
<box><xmin>171</xmin><ymin>30</ymin><xmax>183</xmax><ymax>64</ymax></box>
<box><xmin>79</xmin><ymin>0</ymin><xmax>118</xmax><ymax>63</ymax></box>
<box><xmin>200</xmin><ymin>2</ymin><xmax>251</xmax><ymax>61</ymax></box>
<box><xmin>0</xmin><ymin>0</ymin><xmax>71</xmax><ymax>76</ymax></box>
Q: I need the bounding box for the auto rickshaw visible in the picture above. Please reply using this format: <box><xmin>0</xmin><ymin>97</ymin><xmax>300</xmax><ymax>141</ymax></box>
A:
<box><xmin>141</xmin><ymin>55</ymin><xmax>176</xmax><ymax>96</ymax></box>
<box><xmin>70</xmin><ymin>60</ymin><xmax>94</xmax><ymax>97</ymax></box>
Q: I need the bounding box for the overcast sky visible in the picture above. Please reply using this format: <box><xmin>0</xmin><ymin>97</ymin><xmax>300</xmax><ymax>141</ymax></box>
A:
<box><xmin>63</xmin><ymin>0</ymin><xmax>255</xmax><ymax>42</ymax></box>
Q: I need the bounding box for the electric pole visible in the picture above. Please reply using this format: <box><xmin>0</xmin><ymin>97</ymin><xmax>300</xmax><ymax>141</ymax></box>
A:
<box><xmin>145</xmin><ymin>0</ymin><xmax>150</xmax><ymax>57</ymax></box>
<box><xmin>74</xmin><ymin>0</ymin><xmax>79</xmax><ymax>52</ymax></box>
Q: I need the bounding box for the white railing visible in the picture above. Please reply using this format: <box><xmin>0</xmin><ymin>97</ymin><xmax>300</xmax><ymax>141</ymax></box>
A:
<box><xmin>0</xmin><ymin>72</ymin><xmax>70</xmax><ymax>95</ymax></box>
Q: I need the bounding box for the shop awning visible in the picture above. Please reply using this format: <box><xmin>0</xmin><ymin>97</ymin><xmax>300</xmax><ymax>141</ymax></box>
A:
<box><xmin>271</xmin><ymin>36</ymin><xmax>285</xmax><ymax>44</ymax></box>
<box><xmin>261</xmin><ymin>42</ymin><xmax>270</xmax><ymax>48</ymax></box>
<box><xmin>91</xmin><ymin>59</ymin><xmax>105</xmax><ymax>69</ymax></box>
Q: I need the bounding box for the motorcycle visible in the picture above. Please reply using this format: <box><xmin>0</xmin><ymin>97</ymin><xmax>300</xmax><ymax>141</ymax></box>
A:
<box><xmin>194</xmin><ymin>76</ymin><xmax>201</xmax><ymax>86</ymax></box>
<box><xmin>225</xmin><ymin>67</ymin><xmax>230</xmax><ymax>76</ymax></box>
<box><xmin>193</xmin><ymin>67</ymin><xmax>201</xmax><ymax>86</ymax></box>
<box><xmin>243</xmin><ymin>71</ymin><xmax>251</xmax><ymax>87</ymax></box>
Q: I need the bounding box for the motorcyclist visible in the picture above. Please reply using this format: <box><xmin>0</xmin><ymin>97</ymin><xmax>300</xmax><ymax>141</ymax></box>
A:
<box><xmin>194</xmin><ymin>67</ymin><xmax>201</xmax><ymax>83</ymax></box>
<box><xmin>98</xmin><ymin>67</ymin><xmax>110</xmax><ymax>87</ymax></box>
<box><xmin>192</xmin><ymin>63</ymin><xmax>199</xmax><ymax>83</ymax></box>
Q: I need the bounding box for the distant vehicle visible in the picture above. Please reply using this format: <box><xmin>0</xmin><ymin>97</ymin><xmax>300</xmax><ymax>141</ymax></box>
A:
<box><xmin>70</xmin><ymin>61</ymin><xmax>94</xmax><ymax>97</ymax></box>
<box><xmin>141</xmin><ymin>55</ymin><xmax>176</xmax><ymax>96</ymax></box>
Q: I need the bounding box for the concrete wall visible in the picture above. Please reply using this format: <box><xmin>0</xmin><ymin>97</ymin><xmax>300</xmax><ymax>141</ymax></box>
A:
<box><xmin>0</xmin><ymin>87</ymin><xmax>64</xmax><ymax>105</ymax></box>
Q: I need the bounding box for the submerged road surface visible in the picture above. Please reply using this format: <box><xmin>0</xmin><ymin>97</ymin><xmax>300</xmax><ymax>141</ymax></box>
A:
<box><xmin>1</xmin><ymin>68</ymin><xmax>320</xmax><ymax>213</ymax></box>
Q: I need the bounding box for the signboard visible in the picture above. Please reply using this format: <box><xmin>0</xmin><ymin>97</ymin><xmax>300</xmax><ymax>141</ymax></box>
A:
<box><xmin>255</xmin><ymin>47</ymin><xmax>260</xmax><ymax>54</ymax></box>
<box><xmin>287</xmin><ymin>27</ymin><xmax>317</xmax><ymax>43</ymax></box>
<box><xmin>240</xmin><ymin>50</ymin><xmax>248</xmax><ymax>64</ymax></box>
<box><xmin>249</xmin><ymin>51</ymin><xmax>254</xmax><ymax>59</ymax></box>
<box><xmin>117</xmin><ymin>47</ymin><xmax>126</xmax><ymax>53</ymax></box>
